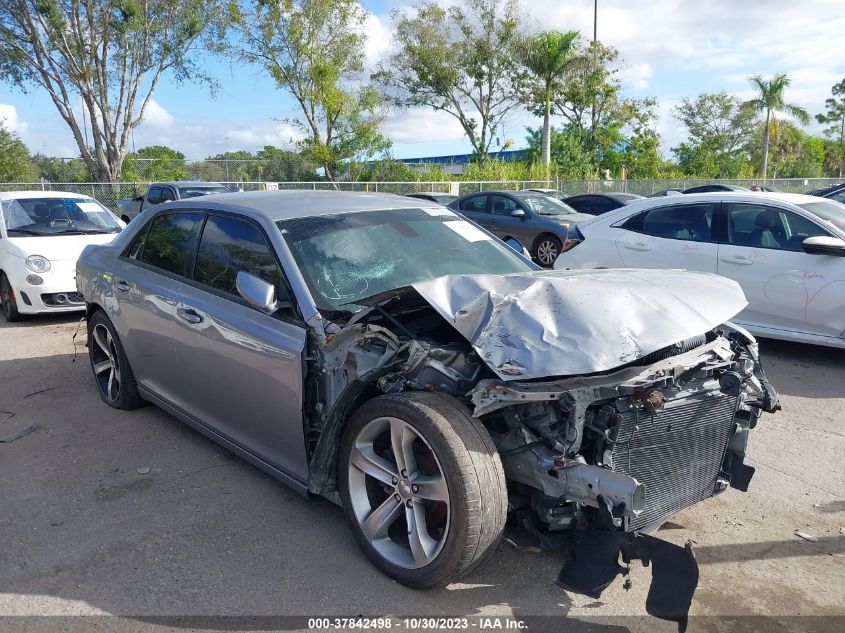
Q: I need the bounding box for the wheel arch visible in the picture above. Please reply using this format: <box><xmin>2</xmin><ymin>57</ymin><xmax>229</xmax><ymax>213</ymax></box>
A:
<box><xmin>306</xmin><ymin>380</ymin><xmax>383</xmax><ymax>496</ymax></box>
<box><xmin>530</xmin><ymin>230</ymin><xmax>565</xmax><ymax>253</ymax></box>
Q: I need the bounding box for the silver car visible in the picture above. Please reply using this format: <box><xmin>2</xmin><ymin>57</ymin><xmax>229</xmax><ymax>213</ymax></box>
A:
<box><xmin>77</xmin><ymin>191</ymin><xmax>779</xmax><ymax>622</ymax></box>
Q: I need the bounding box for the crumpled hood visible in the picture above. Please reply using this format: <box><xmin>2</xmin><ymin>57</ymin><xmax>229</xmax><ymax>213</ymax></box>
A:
<box><xmin>411</xmin><ymin>269</ymin><xmax>748</xmax><ymax>380</ymax></box>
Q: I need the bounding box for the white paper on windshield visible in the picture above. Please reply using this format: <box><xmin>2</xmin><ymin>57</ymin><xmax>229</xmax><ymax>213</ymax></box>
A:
<box><xmin>77</xmin><ymin>202</ymin><xmax>105</xmax><ymax>214</ymax></box>
<box><xmin>423</xmin><ymin>207</ymin><xmax>454</xmax><ymax>217</ymax></box>
<box><xmin>443</xmin><ymin>220</ymin><xmax>491</xmax><ymax>242</ymax></box>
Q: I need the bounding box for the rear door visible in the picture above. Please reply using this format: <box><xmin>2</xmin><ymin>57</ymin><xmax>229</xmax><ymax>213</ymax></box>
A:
<box><xmin>614</xmin><ymin>201</ymin><xmax>720</xmax><ymax>272</ymax></box>
<box><xmin>171</xmin><ymin>212</ymin><xmax>309</xmax><ymax>481</ymax></box>
<box><xmin>112</xmin><ymin>211</ymin><xmax>204</xmax><ymax>402</ymax></box>
<box><xmin>717</xmin><ymin>202</ymin><xmax>845</xmax><ymax>338</ymax></box>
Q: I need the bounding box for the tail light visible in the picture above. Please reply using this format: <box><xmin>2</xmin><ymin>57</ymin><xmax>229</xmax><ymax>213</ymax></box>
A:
<box><xmin>561</xmin><ymin>226</ymin><xmax>585</xmax><ymax>252</ymax></box>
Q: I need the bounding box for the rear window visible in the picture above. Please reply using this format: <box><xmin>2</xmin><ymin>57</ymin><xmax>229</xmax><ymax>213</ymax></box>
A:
<box><xmin>138</xmin><ymin>213</ymin><xmax>204</xmax><ymax>276</ymax></box>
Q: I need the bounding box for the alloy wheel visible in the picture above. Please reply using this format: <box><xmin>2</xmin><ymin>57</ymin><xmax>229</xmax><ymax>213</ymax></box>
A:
<box><xmin>91</xmin><ymin>323</ymin><xmax>122</xmax><ymax>403</ymax></box>
<box><xmin>347</xmin><ymin>417</ymin><xmax>450</xmax><ymax>569</ymax></box>
<box><xmin>536</xmin><ymin>239</ymin><xmax>560</xmax><ymax>266</ymax></box>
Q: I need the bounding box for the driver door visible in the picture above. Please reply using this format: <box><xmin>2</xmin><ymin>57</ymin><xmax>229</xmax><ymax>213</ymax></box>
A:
<box><xmin>717</xmin><ymin>202</ymin><xmax>845</xmax><ymax>339</ymax></box>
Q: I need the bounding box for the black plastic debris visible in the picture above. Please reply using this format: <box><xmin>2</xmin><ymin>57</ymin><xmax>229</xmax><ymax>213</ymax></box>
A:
<box><xmin>557</xmin><ymin>531</ymin><xmax>699</xmax><ymax>633</ymax></box>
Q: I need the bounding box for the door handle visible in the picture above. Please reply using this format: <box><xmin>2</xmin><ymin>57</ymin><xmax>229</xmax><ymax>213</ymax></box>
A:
<box><xmin>623</xmin><ymin>241</ymin><xmax>651</xmax><ymax>251</ymax></box>
<box><xmin>177</xmin><ymin>307</ymin><xmax>204</xmax><ymax>324</ymax></box>
<box><xmin>115</xmin><ymin>280</ymin><xmax>130</xmax><ymax>292</ymax></box>
<box><xmin>720</xmin><ymin>255</ymin><xmax>754</xmax><ymax>265</ymax></box>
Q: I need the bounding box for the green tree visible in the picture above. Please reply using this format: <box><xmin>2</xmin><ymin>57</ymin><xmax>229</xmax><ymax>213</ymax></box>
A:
<box><xmin>743</xmin><ymin>73</ymin><xmax>810</xmax><ymax>178</ymax></box>
<box><xmin>256</xmin><ymin>145</ymin><xmax>318</xmax><ymax>181</ymax></box>
<box><xmin>816</xmin><ymin>78</ymin><xmax>845</xmax><ymax>178</ymax></box>
<box><xmin>548</xmin><ymin>41</ymin><xmax>658</xmax><ymax>178</ymax></box>
<box><xmin>747</xmin><ymin>121</ymin><xmax>825</xmax><ymax>178</ymax></box>
<box><xmin>229</xmin><ymin>0</ymin><xmax>390</xmax><ymax>182</ymax></box>
<box><xmin>123</xmin><ymin>146</ymin><xmax>189</xmax><ymax>181</ymax></box>
<box><xmin>0</xmin><ymin>123</ymin><xmax>38</xmax><ymax>181</ymax></box>
<box><xmin>376</xmin><ymin>0</ymin><xmax>527</xmax><ymax>164</ymax></box>
<box><xmin>0</xmin><ymin>0</ymin><xmax>225</xmax><ymax>181</ymax></box>
<box><xmin>32</xmin><ymin>154</ymin><xmax>93</xmax><ymax>182</ymax></box>
<box><xmin>524</xmin><ymin>126</ymin><xmax>593</xmax><ymax>179</ymax></box>
<box><xmin>672</xmin><ymin>92</ymin><xmax>756</xmax><ymax>177</ymax></box>
<box><xmin>521</xmin><ymin>30</ymin><xmax>585</xmax><ymax>170</ymax></box>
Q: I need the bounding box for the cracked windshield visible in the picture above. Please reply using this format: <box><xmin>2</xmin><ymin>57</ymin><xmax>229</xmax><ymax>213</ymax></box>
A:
<box><xmin>278</xmin><ymin>207</ymin><xmax>536</xmax><ymax>312</ymax></box>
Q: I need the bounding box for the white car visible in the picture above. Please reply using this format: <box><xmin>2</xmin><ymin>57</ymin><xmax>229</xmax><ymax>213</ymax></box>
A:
<box><xmin>0</xmin><ymin>191</ymin><xmax>124</xmax><ymax>321</ymax></box>
<box><xmin>554</xmin><ymin>192</ymin><xmax>845</xmax><ymax>348</ymax></box>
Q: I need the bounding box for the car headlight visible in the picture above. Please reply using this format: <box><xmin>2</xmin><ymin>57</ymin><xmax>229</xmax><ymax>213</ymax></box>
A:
<box><xmin>25</xmin><ymin>255</ymin><xmax>51</xmax><ymax>273</ymax></box>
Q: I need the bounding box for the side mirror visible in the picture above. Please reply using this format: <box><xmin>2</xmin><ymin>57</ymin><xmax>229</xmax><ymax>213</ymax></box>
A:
<box><xmin>802</xmin><ymin>235</ymin><xmax>845</xmax><ymax>256</ymax></box>
<box><xmin>503</xmin><ymin>237</ymin><xmax>530</xmax><ymax>259</ymax></box>
<box><xmin>134</xmin><ymin>196</ymin><xmax>143</xmax><ymax>202</ymax></box>
<box><xmin>511</xmin><ymin>208</ymin><xmax>526</xmax><ymax>218</ymax></box>
<box><xmin>236</xmin><ymin>271</ymin><xmax>291</xmax><ymax>313</ymax></box>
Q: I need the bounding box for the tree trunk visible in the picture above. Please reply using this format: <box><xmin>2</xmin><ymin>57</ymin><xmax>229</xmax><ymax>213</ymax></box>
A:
<box><xmin>541</xmin><ymin>84</ymin><xmax>551</xmax><ymax>169</ymax></box>
<box><xmin>761</xmin><ymin>110</ymin><xmax>771</xmax><ymax>179</ymax></box>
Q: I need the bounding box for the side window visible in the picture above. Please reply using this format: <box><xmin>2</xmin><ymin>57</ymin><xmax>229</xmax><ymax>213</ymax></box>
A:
<box><xmin>194</xmin><ymin>215</ymin><xmax>283</xmax><ymax>298</ymax></box>
<box><xmin>621</xmin><ymin>212</ymin><xmax>645</xmax><ymax>232</ymax></box>
<box><xmin>727</xmin><ymin>203</ymin><xmax>827</xmax><ymax>251</ymax></box>
<box><xmin>460</xmin><ymin>195</ymin><xmax>488</xmax><ymax>213</ymax></box>
<box><xmin>139</xmin><ymin>213</ymin><xmax>204</xmax><ymax>276</ymax></box>
<box><xmin>146</xmin><ymin>187</ymin><xmax>162</xmax><ymax>205</ymax></box>
<box><xmin>489</xmin><ymin>195</ymin><xmax>519</xmax><ymax>215</ymax></box>
<box><xmin>830</xmin><ymin>191</ymin><xmax>845</xmax><ymax>204</ymax></box>
<box><xmin>160</xmin><ymin>188</ymin><xmax>176</xmax><ymax>202</ymax></box>
<box><xmin>124</xmin><ymin>222</ymin><xmax>152</xmax><ymax>260</ymax></box>
<box><xmin>639</xmin><ymin>203</ymin><xmax>714</xmax><ymax>241</ymax></box>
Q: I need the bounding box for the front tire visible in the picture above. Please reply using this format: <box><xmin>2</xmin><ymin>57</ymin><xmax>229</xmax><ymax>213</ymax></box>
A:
<box><xmin>0</xmin><ymin>273</ymin><xmax>22</xmax><ymax>322</ymax></box>
<box><xmin>534</xmin><ymin>235</ymin><xmax>562</xmax><ymax>267</ymax></box>
<box><xmin>339</xmin><ymin>392</ymin><xmax>507</xmax><ymax>588</ymax></box>
<box><xmin>88</xmin><ymin>310</ymin><xmax>144</xmax><ymax>409</ymax></box>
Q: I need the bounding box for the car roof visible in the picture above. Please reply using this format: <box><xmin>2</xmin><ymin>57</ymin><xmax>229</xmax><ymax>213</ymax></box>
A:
<box><xmin>0</xmin><ymin>190</ymin><xmax>92</xmax><ymax>201</ymax></box>
<box><xmin>807</xmin><ymin>182</ymin><xmax>844</xmax><ymax>196</ymax></box>
<box><xmin>408</xmin><ymin>192</ymin><xmax>454</xmax><ymax>196</ymax></box>
<box><xmin>153</xmin><ymin>181</ymin><xmax>227</xmax><ymax>187</ymax></box>
<box><xmin>606</xmin><ymin>191</ymin><xmax>835</xmax><ymax>215</ymax></box>
<box><xmin>175</xmin><ymin>189</ymin><xmax>442</xmax><ymax>221</ymax></box>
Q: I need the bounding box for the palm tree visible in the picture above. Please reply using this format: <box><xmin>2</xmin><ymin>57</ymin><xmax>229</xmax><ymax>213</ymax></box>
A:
<box><xmin>743</xmin><ymin>73</ymin><xmax>810</xmax><ymax>178</ymax></box>
<box><xmin>523</xmin><ymin>30</ymin><xmax>586</xmax><ymax>169</ymax></box>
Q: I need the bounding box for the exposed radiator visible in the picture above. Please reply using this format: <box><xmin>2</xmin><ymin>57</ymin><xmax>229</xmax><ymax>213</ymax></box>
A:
<box><xmin>610</xmin><ymin>389</ymin><xmax>738</xmax><ymax>531</ymax></box>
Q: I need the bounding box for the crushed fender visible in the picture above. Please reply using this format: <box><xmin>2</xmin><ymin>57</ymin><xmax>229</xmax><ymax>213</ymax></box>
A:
<box><xmin>557</xmin><ymin>531</ymin><xmax>699</xmax><ymax>633</ymax></box>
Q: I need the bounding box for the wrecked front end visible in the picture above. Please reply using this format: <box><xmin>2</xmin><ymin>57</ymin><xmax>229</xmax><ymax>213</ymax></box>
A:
<box><xmin>304</xmin><ymin>270</ymin><xmax>779</xmax><ymax>628</ymax></box>
<box><xmin>470</xmin><ymin>322</ymin><xmax>778</xmax><ymax>628</ymax></box>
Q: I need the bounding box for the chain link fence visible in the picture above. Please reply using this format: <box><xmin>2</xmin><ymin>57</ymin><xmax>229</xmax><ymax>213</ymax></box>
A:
<box><xmin>1</xmin><ymin>178</ymin><xmax>840</xmax><ymax>212</ymax></box>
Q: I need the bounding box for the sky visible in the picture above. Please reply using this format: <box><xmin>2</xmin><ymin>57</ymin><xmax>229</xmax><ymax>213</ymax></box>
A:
<box><xmin>1</xmin><ymin>0</ymin><xmax>844</xmax><ymax>161</ymax></box>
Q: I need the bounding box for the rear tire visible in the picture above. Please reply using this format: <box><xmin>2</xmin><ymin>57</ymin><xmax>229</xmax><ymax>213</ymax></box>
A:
<box><xmin>339</xmin><ymin>392</ymin><xmax>506</xmax><ymax>588</ymax></box>
<box><xmin>0</xmin><ymin>273</ymin><xmax>22</xmax><ymax>322</ymax></box>
<box><xmin>88</xmin><ymin>310</ymin><xmax>144</xmax><ymax>410</ymax></box>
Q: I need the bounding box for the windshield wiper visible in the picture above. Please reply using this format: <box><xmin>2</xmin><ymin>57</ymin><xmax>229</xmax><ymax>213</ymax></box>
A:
<box><xmin>6</xmin><ymin>228</ymin><xmax>43</xmax><ymax>235</ymax></box>
<box><xmin>56</xmin><ymin>228</ymin><xmax>116</xmax><ymax>234</ymax></box>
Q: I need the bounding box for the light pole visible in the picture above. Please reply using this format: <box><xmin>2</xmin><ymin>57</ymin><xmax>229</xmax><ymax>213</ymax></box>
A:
<box><xmin>224</xmin><ymin>136</ymin><xmax>230</xmax><ymax>182</ymax></box>
<box><xmin>593</xmin><ymin>0</ymin><xmax>597</xmax><ymax>43</ymax></box>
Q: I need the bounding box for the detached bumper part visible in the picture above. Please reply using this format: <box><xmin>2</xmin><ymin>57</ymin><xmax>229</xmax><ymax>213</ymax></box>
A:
<box><xmin>557</xmin><ymin>531</ymin><xmax>699</xmax><ymax>633</ymax></box>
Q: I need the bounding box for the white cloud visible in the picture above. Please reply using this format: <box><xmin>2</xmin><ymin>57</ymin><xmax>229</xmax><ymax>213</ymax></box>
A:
<box><xmin>363</xmin><ymin>12</ymin><xmax>393</xmax><ymax>68</ymax></box>
<box><xmin>619</xmin><ymin>63</ymin><xmax>653</xmax><ymax>91</ymax></box>
<box><xmin>0</xmin><ymin>103</ymin><xmax>28</xmax><ymax>134</ymax></box>
<box><xmin>139</xmin><ymin>100</ymin><xmax>175</xmax><ymax>129</ymax></box>
<box><xmin>381</xmin><ymin>107</ymin><xmax>468</xmax><ymax>143</ymax></box>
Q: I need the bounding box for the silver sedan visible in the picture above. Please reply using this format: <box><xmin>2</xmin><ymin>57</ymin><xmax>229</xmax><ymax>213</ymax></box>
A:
<box><xmin>77</xmin><ymin>191</ymin><xmax>778</xmax><ymax>620</ymax></box>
